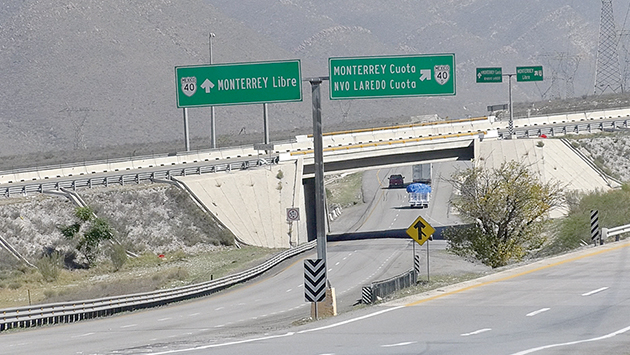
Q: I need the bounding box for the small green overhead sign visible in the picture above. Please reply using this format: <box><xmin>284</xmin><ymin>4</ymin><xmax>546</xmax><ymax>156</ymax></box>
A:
<box><xmin>476</xmin><ymin>67</ymin><xmax>502</xmax><ymax>83</ymax></box>
<box><xmin>516</xmin><ymin>66</ymin><xmax>543</xmax><ymax>82</ymax></box>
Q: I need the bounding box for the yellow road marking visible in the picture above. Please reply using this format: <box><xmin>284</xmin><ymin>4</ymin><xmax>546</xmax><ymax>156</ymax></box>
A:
<box><xmin>405</xmin><ymin>241</ymin><xmax>630</xmax><ymax>307</ymax></box>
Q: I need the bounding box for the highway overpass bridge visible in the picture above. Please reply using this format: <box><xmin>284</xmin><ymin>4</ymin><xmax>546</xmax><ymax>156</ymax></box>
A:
<box><xmin>0</xmin><ymin>107</ymin><xmax>627</xmax><ymax>248</ymax></box>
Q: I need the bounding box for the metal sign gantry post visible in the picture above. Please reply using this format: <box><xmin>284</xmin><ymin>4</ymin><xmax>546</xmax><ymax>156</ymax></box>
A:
<box><xmin>306</xmin><ymin>76</ymin><xmax>330</xmax><ymax>319</ymax></box>
<box><xmin>476</xmin><ymin>66</ymin><xmax>542</xmax><ymax>139</ymax></box>
<box><xmin>307</xmin><ymin>76</ymin><xmax>329</xmax><ymax>267</ymax></box>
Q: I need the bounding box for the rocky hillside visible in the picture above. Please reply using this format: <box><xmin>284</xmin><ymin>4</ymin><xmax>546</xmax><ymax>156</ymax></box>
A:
<box><xmin>0</xmin><ymin>183</ymin><xmax>234</xmax><ymax>269</ymax></box>
<box><xmin>0</xmin><ymin>0</ymin><xmax>622</xmax><ymax>162</ymax></box>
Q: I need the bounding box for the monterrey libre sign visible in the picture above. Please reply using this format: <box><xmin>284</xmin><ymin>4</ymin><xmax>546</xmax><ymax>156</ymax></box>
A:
<box><xmin>175</xmin><ymin>59</ymin><xmax>302</xmax><ymax>107</ymax></box>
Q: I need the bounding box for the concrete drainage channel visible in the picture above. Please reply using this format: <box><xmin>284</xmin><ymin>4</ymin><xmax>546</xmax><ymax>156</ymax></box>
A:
<box><xmin>0</xmin><ymin>241</ymin><xmax>316</xmax><ymax>332</ymax></box>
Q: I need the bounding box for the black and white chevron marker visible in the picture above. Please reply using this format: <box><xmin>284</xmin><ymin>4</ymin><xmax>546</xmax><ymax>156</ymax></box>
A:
<box><xmin>304</xmin><ymin>259</ymin><xmax>326</xmax><ymax>302</ymax></box>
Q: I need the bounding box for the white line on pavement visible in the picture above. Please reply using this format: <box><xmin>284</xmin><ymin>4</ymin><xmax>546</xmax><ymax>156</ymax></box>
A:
<box><xmin>71</xmin><ymin>332</ymin><xmax>95</xmax><ymax>338</ymax></box>
<box><xmin>461</xmin><ymin>328</ymin><xmax>492</xmax><ymax>336</ymax></box>
<box><xmin>381</xmin><ymin>341</ymin><xmax>416</xmax><ymax>347</ymax></box>
<box><xmin>149</xmin><ymin>332</ymin><xmax>296</xmax><ymax>354</ymax></box>
<box><xmin>526</xmin><ymin>308</ymin><xmax>550</xmax><ymax>317</ymax></box>
<box><xmin>509</xmin><ymin>325</ymin><xmax>630</xmax><ymax>355</ymax></box>
<box><xmin>582</xmin><ymin>287</ymin><xmax>609</xmax><ymax>296</ymax></box>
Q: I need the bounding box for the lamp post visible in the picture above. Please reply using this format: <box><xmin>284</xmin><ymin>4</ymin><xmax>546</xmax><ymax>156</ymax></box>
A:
<box><xmin>209</xmin><ymin>32</ymin><xmax>217</xmax><ymax>148</ymax></box>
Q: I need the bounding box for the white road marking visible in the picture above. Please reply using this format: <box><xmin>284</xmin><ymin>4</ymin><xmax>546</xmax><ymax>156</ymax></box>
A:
<box><xmin>215</xmin><ymin>307</ymin><xmax>224</xmax><ymax>311</ymax></box>
<box><xmin>188</xmin><ymin>312</ymin><xmax>200</xmax><ymax>317</ymax></box>
<box><xmin>71</xmin><ymin>333</ymin><xmax>94</xmax><ymax>338</ymax></box>
<box><xmin>158</xmin><ymin>317</ymin><xmax>172</xmax><ymax>322</ymax></box>
<box><xmin>582</xmin><ymin>287</ymin><xmax>609</xmax><ymax>296</ymax></box>
<box><xmin>121</xmin><ymin>324</ymin><xmax>137</xmax><ymax>328</ymax></box>
<box><xmin>286</xmin><ymin>289</ymin><xmax>292</xmax><ymax>292</ymax></box>
<box><xmin>335</xmin><ymin>262</ymin><xmax>340</xmax><ymax>266</ymax></box>
<box><xmin>461</xmin><ymin>328</ymin><xmax>492</xmax><ymax>336</ymax></box>
<box><xmin>150</xmin><ymin>332</ymin><xmax>295</xmax><ymax>354</ymax></box>
<box><xmin>509</xmin><ymin>325</ymin><xmax>630</xmax><ymax>355</ymax></box>
<box><xmin>299</xmin><ymin>306</ymin><xmax>404</xmax><ymax>334</ymax></box>
<box><xmin>381</xmin><ymin>341</ymin><xmax>416</xmax><ymax>347</ymax></box>
<box><xmin>526</xmin><ymin>308</ymin><xmax>550</xmax><ymax>317</ymax></box>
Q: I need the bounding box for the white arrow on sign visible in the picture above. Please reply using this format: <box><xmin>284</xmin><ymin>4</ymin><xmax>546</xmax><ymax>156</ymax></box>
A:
<box><xmin>419</xmin><ymin>69</ymin><xmax>431</xmax><ymax>81</ymax></box>
<box><xmin>201</xmin><ymin>79</ymin><xmax>215</xmax><ymax>93</ymax></box>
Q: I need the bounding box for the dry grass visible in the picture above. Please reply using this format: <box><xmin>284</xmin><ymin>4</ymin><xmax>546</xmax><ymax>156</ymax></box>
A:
<box><xmin>0</xmin><ymin>246</ymin><xmax>281</xmax><ymax>308</ymax></box>
<box><xmin>0</xmin><ymin>181</ymin><xmax>276</xmax><ymax>309</ymax></box>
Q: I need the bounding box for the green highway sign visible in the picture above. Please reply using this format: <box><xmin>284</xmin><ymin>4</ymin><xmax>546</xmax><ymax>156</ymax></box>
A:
<box><xmin>516</xmin><ymin>66</ymin><xmax>543</xmax><ymax>82</ymax></box>
<box><xmin>175</xmin><ymin>59</ymin><xmax>302</xmax><ymax>107</ymax></box>
<box><xmin>328</xmin><ymin>54</ymin><xmax>455</xmax><ymax>100</ymax></box>
<box><xmin>476</xmin><ymin>67</ymin><xmax>502</xmax><ymax>83</ymax></box>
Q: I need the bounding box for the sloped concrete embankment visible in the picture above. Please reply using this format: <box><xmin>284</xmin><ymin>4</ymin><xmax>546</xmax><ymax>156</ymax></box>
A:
<box><xmin>176</xmin><ymin>160</ymin><xmax>308</xmax><ymax>248</ymax></box>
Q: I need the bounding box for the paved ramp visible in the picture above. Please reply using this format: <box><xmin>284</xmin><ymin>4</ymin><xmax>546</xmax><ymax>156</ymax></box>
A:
<box><xmin>478</xmin><ymin>139</ymin><xmax>615</xmax><ymax>216</ymax></box>
<box><xmin>176</xmin><ymin>160</ymin><xmax>308</xmax><ymax>248</ymax></box>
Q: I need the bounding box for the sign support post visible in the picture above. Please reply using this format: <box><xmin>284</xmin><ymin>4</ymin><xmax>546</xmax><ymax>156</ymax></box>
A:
<box><xmin>426</xmin><ymin>238</ymin><xmax>430</xmax><ymax>282</ymax></box>
<box><xmin>183</xmin><ymin>108</ymin><xmax>190</xmax><ymax>152</ymax></box>
<box><xmin>508</xmin><ymin>74</ymin><xmax>514</xmax><ymax>138</ymax></box>
<box><xmin>263</xmin><ymin>103</ymin><xmax>270</xmax><ymax>145</ymax></box>
<box><xmin>307</xmin><ymin>76</ymin><xmax>329</xmax><ymax>266</ymax></box>
<box><xmin>476</xmin><ymin>65</ymin><xmax>542</xmax><ymax>139</ymax></box>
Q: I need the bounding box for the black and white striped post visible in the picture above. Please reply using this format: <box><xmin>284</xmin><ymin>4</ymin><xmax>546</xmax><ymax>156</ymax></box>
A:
<box><xmin>591</xmin><ymin>210</ymin><xmax>601</xmax><ymax>246</ymax></box>
<box><xmin>361</xmin><ymin>286</ymin><xmax>373</xmax><ymax>305</ymax></box>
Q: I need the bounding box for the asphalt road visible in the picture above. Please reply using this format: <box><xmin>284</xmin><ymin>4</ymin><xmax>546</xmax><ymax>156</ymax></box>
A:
<box><xmin>1</xmin><ymin>238</ymin><xmax>420</xmax><ymax>355</ymax></box>
<box><xmin>141</xmin><ymin>240</ymin><xmax>630</xmax><ymax>355</ymax></box>
<box><xmin>1</xmin><ymin>161</ymin><xmax>487</xmax><ymax>354</ymax></box>
<box><xmin>330</xmin><ymin>161</ymin><xmax>469</xmax><ymax>235</ymax></box>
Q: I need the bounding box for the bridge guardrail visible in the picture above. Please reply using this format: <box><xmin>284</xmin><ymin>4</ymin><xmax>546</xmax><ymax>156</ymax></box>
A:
<box><xmin>602</xmin><ymin>224</ymin><xmax>630</xmax><ymax>242</ymax></box>
<box><xmin>2</xmin><ymin>157</ymin><xmax>275</xmax><ymax>198</ymax></box>
<box><xmin>0</xmin><ymin>240</ymin><xmax>316</xmax><ymax>332</ymax></box>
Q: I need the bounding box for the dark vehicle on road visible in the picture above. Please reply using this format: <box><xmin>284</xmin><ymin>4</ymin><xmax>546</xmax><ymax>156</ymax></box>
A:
<box><xmin>388</xmin><ymin>174</ymin><xmax>404</xmax><ymax>188</ymax></box>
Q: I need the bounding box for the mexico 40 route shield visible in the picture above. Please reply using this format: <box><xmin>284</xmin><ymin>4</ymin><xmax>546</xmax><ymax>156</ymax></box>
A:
<box><xmin>329</xmin><ymin>54</ymin><xmax>455</xmax><ymax>100</ymax></box>
<box><xmin>175</xmin><ymin>59</ymin><xmax>302</xmax><ymax>107</ymax></box>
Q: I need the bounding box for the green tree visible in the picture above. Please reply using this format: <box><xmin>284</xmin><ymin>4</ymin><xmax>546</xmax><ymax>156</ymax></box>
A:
<box><xmin>445</xmin><ymin>161</ymin><xmax>564</xmax><ymax>268</ymax></box>
<box><xmin>60</xmin><ymin>206</ymin><xmax>114</xmax><ymax>267</ymax></box>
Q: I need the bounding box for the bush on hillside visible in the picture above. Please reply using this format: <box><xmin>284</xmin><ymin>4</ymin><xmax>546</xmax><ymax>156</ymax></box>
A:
<box><xmin>547</xmin><ymin>184</ymin><xmax>630</xmax><ymax>253</ymax></box>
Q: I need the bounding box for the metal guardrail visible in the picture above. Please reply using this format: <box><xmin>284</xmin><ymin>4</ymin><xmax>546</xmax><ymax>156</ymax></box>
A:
<box><xmin>2</xmin><ymin>157</ymin><xmax>275</xmax><ymax>198</ymax></box>
<box><xmin>602</xmin><ymin>224</ymin><xmax>630</xmax><ymax>242</ymax></box>
<box><xmin>0</xmin><ymin>240</ymin><xmax>316</xmax><ymax>332</ymax></box>
<box><xmin>361</xmin><ymin>269</ymin><xmax>417</xmax><ymax>304</ymax></box>
<box><xmin>498</xmin><ymin>117</ymin><xmax>630</xmax><ymax>139</ymax></box>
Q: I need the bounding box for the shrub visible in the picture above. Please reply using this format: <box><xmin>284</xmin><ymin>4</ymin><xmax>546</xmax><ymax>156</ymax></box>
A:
<box><xmin>108</xmin><ymin>244</ymin><xmax>128</xmax><ymax>271</ymax></box>
<box><xmin>36</xmin><ymin>252</ymin><xmax>63</xmax><ymax>282</ymax></box>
